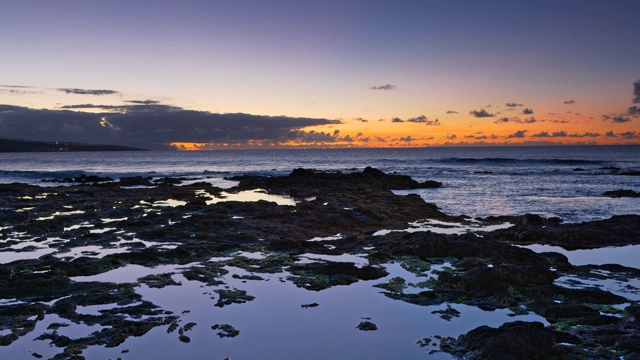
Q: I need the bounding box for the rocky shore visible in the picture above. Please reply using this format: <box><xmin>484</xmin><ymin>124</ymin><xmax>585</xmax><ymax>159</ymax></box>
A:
<box><xmin>0</xmin><ymin>167</ymin><xmax>639</xmax><ymax>359</ymax></box>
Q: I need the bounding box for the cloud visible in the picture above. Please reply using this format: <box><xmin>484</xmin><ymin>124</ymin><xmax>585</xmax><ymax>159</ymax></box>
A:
<box><xmin>391</xmin><ymin>117</ymin><xmax>404</xmax><ymax>123</ymax></box>
<box><xmin>620</xmin><ymin>131</ymin><xmax>639</xmax><ymax>139</ymax></box>
<box><xmin>564</xmin><ymin>100</ymin><xmax>576</xmax><ymax>104</ymax></box>
<box><xmin>370</xmin><ymin>84</ymin><xmax>396</xmax><ymax>90</ymax></box>
<box><xmin>469</xmin><ymin>109</ymin><xmax>494</xmax><ymax>118</ymax></box>
<box><xmin>608</xmin><ymin>115</ymin><xmax>632</xmax><ymax>123</ymax></box>
<box><xmin>57</xmin><ymin>88</ymin><xmax>120</xmax><ymax>96</ymax></box>
<box><xmin>507</xmin><ymin>130</ymin><xmax>527</xmax><ymax>139</ymax></box>
<box><xmin>446</xmin><ymin>110</ymin><xmax>458</xmax><ymax>114</ymax></box>
<box><xmin>125</xmin><ymin>100</ymin><xmax>161</xmax><ymax>105</ymax></box>
<box><xmin>532</xmin><ymin>131</ymin><xmax>601</xmax><ymax>138</ymax></box>
<box><xmin>505</xmin><ymin>103</ymin><xmax>523</xmax><ymax>107</ymax></box>
<box><xmin>0</xmin><ymin>104</ymin><xmax>341</xmax><ymax>150</ymax></box>
<box><xmin>547</xmin><ymin>119</ymin><xmax>569</xmax><ymax>124</ymax></box>
<box><xmin>531</xmin><ymin>131</ymin><xmax>550</xmax><ymax>138</ymax></box>
<box><xmin>59</xmin><ymin>103</ymin><xmax>181</xmax><ymax>113</ymax></box>
<box><xmin>406</xmin><ymin>115</ymin><xmax>441</xmax><ymax>125</ymax></box>
<box><xmin>522</xmin><ymin>108</ymin><xmax>534</xmax><ymax>115</ymax></box>
<box><xmin>407</xmin><ymin>115</ymin><xmax>428</xmax><ymax>123</ymax></box>
<box><xmin>464</xmin><ymin>134</ymin><xmax>498</xmax><ymax>140</ymax></box>
<box><xmin>605</xmin><ymin>131</ymin><xmax>617</xmax><ymax>137</ymax></box>
<box><xmin>354</xmin><ymin>117</ymin><xmax>369</xmax><ymax>123</ymax></box>
<box><xmin>633</xmin><ymin>79</ymin><xmax>640</xmax><ymax>103</ymax></box>
<box><xmin>627</xmin><ymin>106</ymin><xmax>640</xmax><ymax>116</ymax></box>
<box><xmin>494</xmin><ymin>116</ymin><xmax>537</xmax><ymax>124</ymax></box>
<box><xmin>446</xmin><ymin>134</ymin><xmax>457</xmax><ymax>140</ymax></box>
<box><xmin>399</xmin><ymin>136</ymin><xmax>414</xmax><ymax>142</ymax></box>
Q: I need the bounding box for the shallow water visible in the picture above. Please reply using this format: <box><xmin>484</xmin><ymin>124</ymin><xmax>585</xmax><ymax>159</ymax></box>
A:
<box><xmin>76</xmin><ymin>263</ymin><xmax>545</xmax><ymax>360</ymax></box>
<box><xmin>518</xmin><ymin>244</ymin><xmax>640</xmax><ymax>269</ymax></box>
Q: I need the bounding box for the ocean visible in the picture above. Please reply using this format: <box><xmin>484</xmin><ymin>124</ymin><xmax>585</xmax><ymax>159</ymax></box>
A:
<box><xmin>1</xmin><ymin>145</ymin><xmax>638</xmax><ymax>223</ymax></box>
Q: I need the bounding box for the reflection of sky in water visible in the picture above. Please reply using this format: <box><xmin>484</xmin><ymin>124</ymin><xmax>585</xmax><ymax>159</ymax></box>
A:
<box><xmin>521</xmin><ymin>244</ymin><xmax>640</xmax><ymax>301</ymax></box>
<box><xmin>518</xmin><ymin>244</ymin><xmax>640</xmax><ymax>269</ymax></box>
<box><xmin>77</xmin><ymin>263</ymin><xmax>545</xmax><ymax>360</ymax></box>
<box><xmin>555</xmin><ymin>275</ymin><xmax>640</xmax><ymax>301</ymax></box>
<box><xmin>374</xmin><ymin>219</ymin><xmax>513</xmax><ymax>236</ymax></box>
<box><xmin>196</xmin><ymin>189</ymin><xmax>296</xmax><ymax>206</ymax></box>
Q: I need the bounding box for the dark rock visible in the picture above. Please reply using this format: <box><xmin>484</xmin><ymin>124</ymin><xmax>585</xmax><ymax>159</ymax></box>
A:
<box><xmin>603</xmin><ymin>189</ymin><xmax>640</xmax><ymax>197</ymax></box>
<box><xmin>356</xmin><ymin>321</ymin><xmax>378</xmax><ymax>331</ymax></box>
<box><xmin>443</xmin><ymin>321</ymin><xmax>562</xmax><ymax>359</ymax></box>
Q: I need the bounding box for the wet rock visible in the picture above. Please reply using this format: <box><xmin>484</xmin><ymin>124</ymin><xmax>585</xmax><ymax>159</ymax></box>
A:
<box><xmin>603</xmin><ymin>189</ymin><xmax>640</xmax><ymax>197</ymax></box>
<box><xmin>138</xmin><ymin>273</ymin><xmax>181</xmax><ymax>288</ymax></box>
<box><xmin>118</xmin><ymin>176</ymin><xmax>153</xmax><ymax>186</ymax></box>
<box><xmin>288</xmin><ymin>262</ymin><xmax>388</xmax><ymax>291</ymax></box>
<box><xmin>356</xmin><ymin>321</ymin><xmax>378</xmax><ymax>331</ymax></box>
<box><xmin>442</xmin><ymin>321</ymin><xmax>562</xmax><ymax>359</ymax></box>
<box><xmin>542</xmin><ymin>302</ymin><xmax>600</xmax><ymax>320</ymax></box>
<box><xmin>211</xmin><ymin>324</ymin><xmax>240</xmax><ymax>338</ymax></box>
<box><xmin>492</xmin><ymin>214</ymin><xmax>640</xmax><ymax>249</ymax></box>
<box><xmin>431</xmin><ymin>305</ymin><xmax>461</xmax><ymax>321</ymax></box>
<box><xmin>214</xmin><ymin>289</ymin><xmax>255</xmax><ymax>307</ymax></box>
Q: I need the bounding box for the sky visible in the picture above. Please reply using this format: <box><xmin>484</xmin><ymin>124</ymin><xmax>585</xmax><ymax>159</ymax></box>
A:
<box><xmin>1</xmin><ymin>0</ymin><xmax>639</xmax><ymax>150</ymax></box>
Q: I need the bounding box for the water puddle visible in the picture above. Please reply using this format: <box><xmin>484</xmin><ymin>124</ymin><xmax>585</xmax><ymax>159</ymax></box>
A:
<box><xmin>555</xmin><ymin>275</ymin><xmax>640</xmax><ymax>301</ymax></box>
<box><xmin>295</xmin><ymin>253</ymin><xmax>369</xmax><ymax>267</ymax></box>
<box><xmin>77</xmin><ymin>262</ymin><xmax>545</xmax><ymax>360</ymax></box>
<box><xmin>374</xmin><ymin>219</ymin><xmax>514</xmax><ymax>236</ymax></box>
<box><xmin>196</xmin><ymin>189</ymin><xmax>297</xmax><ymax>206</ymax></box>
<box><xmin>36</xmin><ymin>210</ymin><xmax>85</xmax><ymax>221</ymax></box>
<box><xmin>308</xmin><ymin>233</ymin><xmax>343</xmax><ymax>242</ymax></box>
<box><xmin>517</xmin><ymin>244</ymin><xmax>640</xmax><ymax>269</ymax></box>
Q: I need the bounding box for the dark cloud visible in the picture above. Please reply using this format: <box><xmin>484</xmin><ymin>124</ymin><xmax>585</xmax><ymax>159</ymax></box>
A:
<box><xmin>505</xmin><ymin>103</ymin><xmax>523</xmax><ymax>107</ymax></box>
<box><xmin>605</xmin><ymin>131</ymin><xmax>617</xmax><ymax>137</ymax></box>
<box><xmin>531</xmin><ymin>131</ymin><xmax>550</xmax><ymax>138</ymax></box>
<box><xmin>548</xmin><ymin>119</ymin><xmax>569</xmax><ymax>124</ymax></box>
<box><xmin>354</xmin><ymin>117</ymin><xmax>369</xmax><ymax>123</ymax></box>
<box><xmin>399</xmin><ymin>136</ymin><xmax>414</xmax><ymax>142</ymax></box>
<box><xmin>633</xmin><ymin>80</ymin><xmax>640</xmax><ymax>103</ymax></box>
<box><xmin>610</xmin><ymin>116</ymin><xmax>631</xmax><ymax>123</ymax></box>
<box><xmin>564</xmin><ymin>100</ymin><xmax>576</xmax><ymax>104</ymax></box>
<box><xmin>507</xmin><ymin>130</ymin><xmax>527</xmax><ymax>139</ymax></box>
<box><xmin>370</xmin><ymin>84</ymin><xmax>396</xmax><ymax>90</ymax></box>
<box><xmin>57</xmin><ymin>88</ymin><xmax>121</xmax><ymax>96</ymax></box>
<box><xmin>446</xmin><ymin>110</ymin><xmax>458</xmax><ymax>114</ymax></box>
<box><xmin>0</xmin><ymin>104</ymin><xmax>341</xmax><ymax>150</ymax></box>
<box><xmin>469</xmin><ymin>109</ymin><xmax>494</xmax><ymax>118</ymax></box>
<box><xmin>406</xmin><ymin>115</ymin><xmax>441</xmax><ymax>125</ymax></box>
<box><xmin>522</xmin><ymin>108</ymin><xmax>534</xmax><ymax>115</ymax></box>
<box><xmin>285</xmin><ymin>130</ymin><xmax>337</xmax><ymax>143</ymax></box>
<box><xmin>627</xmin><ymin>106</ymin><xmax>640</xmax><ymax>116</ymax></box>
<box><xmin>59</xmin><ymin>103</ymin><xmax>181</xmax><ymax>113</ymax></box>
<box><xmin>620</xmin><ymin>131</ymin><xmax>639</xmax><ymax>139</ymax></box>
<box><xmin>578</xmin><ymin>132</ymin><xmax>600</xmax><ymax>138</ymax></box>
<box><xmin>532</xmin><ymin>131</ymin><xmax>601</xmax><ymax>138</ymax></box>
<box><xmin>407</xmin><ymin>115</ymin><xmax>429</xmax><ymax>123</ymax></box>
<box><xmin>446</xmin><ymin>134</ymin><xmax>457</xmax><ymax>140</ymax></box>
<box><xmin>125</xmin><ymin>100</ymin><xmax>161</xmax><ymax>105</ymax></box>
<box><xmin>391</xmin><ymin>117</ymin><xmax>404</xmax><ymax>123</ymax></box>
<box><xmin>494</xmin><ymin>117</ymin><xmax>536</xmax><ymax>124</ymax></box>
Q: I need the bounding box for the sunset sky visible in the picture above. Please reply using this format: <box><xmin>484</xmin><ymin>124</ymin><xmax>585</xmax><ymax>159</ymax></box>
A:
<box><xmin>1</xmin><ymin>0</ymin><xmax>639</xmax><ymax>150</ymax></box>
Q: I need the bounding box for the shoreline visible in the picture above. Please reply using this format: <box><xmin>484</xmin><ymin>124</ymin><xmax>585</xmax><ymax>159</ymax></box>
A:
<box><xmin>1</xmin><ymin>168</ymin><xmax>639</xmax><ymax>359</ymax></box>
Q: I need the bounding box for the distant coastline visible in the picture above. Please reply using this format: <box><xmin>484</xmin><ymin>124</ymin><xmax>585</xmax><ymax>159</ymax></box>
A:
<box><xmin>0</xmin><ymin>138</ymin><xmax>147</xmax><ymax>152</ymax></box>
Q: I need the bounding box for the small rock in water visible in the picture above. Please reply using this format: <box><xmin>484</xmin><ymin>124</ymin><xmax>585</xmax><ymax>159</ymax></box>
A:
<box><xmin>356</xmin><ymin>321</ymin><xmax>378</xmax><ymax>331</ymax></box>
